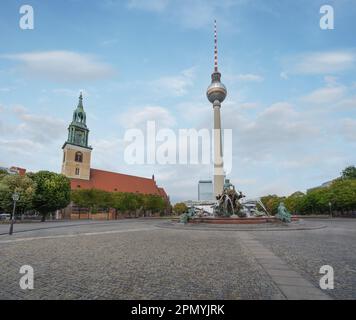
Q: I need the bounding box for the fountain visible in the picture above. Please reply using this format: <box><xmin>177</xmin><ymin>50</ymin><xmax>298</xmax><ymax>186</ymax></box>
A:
<box><xmin>179</xmin><ymin>180</ymin><xmax>298</xmax><ymax>225</ymax></box>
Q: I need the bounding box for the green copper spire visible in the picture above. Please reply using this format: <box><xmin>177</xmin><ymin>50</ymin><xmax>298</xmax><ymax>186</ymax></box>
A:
<box><xmin>77</xmin><ymin>91</ymin><xmax>84</xmax><ymax>109</ymax></box>
<box><xmin>72</xmin><ymin>92</ymin><xmax>87</xmax><ymax>126</ymax></box>
<box><xmin>63</xmin><ymin>93</ymin><xmax>92</xmax><ymax>149</ymax></box>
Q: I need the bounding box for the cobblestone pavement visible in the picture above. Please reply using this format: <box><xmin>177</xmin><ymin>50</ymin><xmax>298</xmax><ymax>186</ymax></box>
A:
<box><xmin>0</xmin><ymin>219</ymin><xmax>354</xmax><ymax>300</ymax></box>
<box><xmin>250</xmin><ymin>219</ymin><xmax>356</xmax><ymax>300</ymax></box>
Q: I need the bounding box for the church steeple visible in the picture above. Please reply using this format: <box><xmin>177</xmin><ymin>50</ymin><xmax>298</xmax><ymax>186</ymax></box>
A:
<box><xmin>62</xmin><ymin>93</ymin><xmax>92</xmax><ymax>181</ymax></box>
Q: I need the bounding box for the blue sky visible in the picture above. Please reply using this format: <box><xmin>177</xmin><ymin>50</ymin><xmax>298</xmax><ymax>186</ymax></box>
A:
<box><xmin>0</xmin><ymin>0</ymin><xmax>356</xmax><ymax>202</ymax></box>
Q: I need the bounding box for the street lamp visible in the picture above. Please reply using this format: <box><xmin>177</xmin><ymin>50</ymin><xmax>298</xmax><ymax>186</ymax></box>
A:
<box><xmin>328</xmin><ymin>201</ymin><xmax>332</xmax><ymax>219</ymax></box>
<box><xmin>9</xmin><ymin>192</ymin><xmax>19</xmax><ymax>235</ymax></box>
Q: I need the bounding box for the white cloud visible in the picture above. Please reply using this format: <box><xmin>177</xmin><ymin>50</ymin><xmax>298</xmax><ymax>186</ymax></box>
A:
<box><xmin>91</xmin><ymin>138</ymin><xmax>125</xmax><ymax>171</ymax></box>
<box><xmin>1</xmin><ymin>51</ymin><xmax>114</xmax><ymax>82</ymax></box>
<box><xmin>224</xmin><ymin>73</ymin><xmax>264</xmax><ymax>83</ymax></box>
<box><xmin>0</xmin><ymin>87</ymin><xmax>12</xmax><ymax>92</ymax></box>
<box><xmin>340</xmin><ymin>119</ymin><xmax>356</xmax><ymax>142</ymax></box>
<box><xmin>289</xmin><ymin>51</ymin><xmax>355</xmax><ymax>75</ymax></box>
<box><xmin>12</xmin><ymin>107</ymin><xmax>66</xmax><ymax>144</ymax></box>
<box><xmin>336</xmin><ymin>97</ymin><xmax>356</xmax><ymax>110</ymax></box>
<box><xmin>222</xmin><ymin>101</ymin><xmax>321</xmax><ymax>160</ymax></box>
<box><xmin>151</xmin><ymin>67</ymin><xmax>196</xmax><ymax>96</ymax></box>
<box><xmin>227</xmin><ymin>73</ymin><xmax>264</xmax><ymax>82</ymax></box>
<box><xmin>302</xmin><ymin>86</ymin><xmax>346</xmax><ymax>104</ymax></box>
<box><xmin>238</xmin><ymin>102</ymin><xmax>259</xmax><ymax>110</ymax></box>
<box><xmin>126</xmin><ymin>0</ymin><xmax>244</xmax><ymax>29</ymax></box>
<box><xmin>52</xmin><ymin>88</ymin><xmax>89</xmax><ymax>98</ymax></box>
<box><xmin>127</xmin><ymin>0</ymin><xmax>168</xmax><ymax>12</ymax></box>
<box><xmin>119</xmin><ymin>105</ymin><xmax>176</xmax><ymax>129</ymax></box>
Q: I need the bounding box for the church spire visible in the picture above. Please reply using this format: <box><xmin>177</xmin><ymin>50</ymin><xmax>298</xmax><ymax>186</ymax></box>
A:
<box><xmin>77</xmin><ymin>92</ymin><xmax>84</xmax><ymax>109</ymax></box>
<box><xmin>72</xmin><ymin>92</ymin><xmax>87</xmax><ymax>126</ymax></box>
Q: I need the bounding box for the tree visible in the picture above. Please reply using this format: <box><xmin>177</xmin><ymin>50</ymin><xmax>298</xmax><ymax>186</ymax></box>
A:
<box><xmin>341</xmin><ymin>166</ymin><xmax>356</xmax><ymax>180</ymax></box>
<box><xmin>285</xmin><ymin>191</ymin><xmax>305</xmax><ymax>214</ymax></box>
<box><xmin>173</xmin><ymin>202</ymin><xmax>188</xmax><ymax>215</ymax></box>
<box><xmin>0</xmin><ymin>174</ymin><xmax>35</xmax><ymax>215</ymax></box>
<box><xmin>329</xmin><ymin>179</ymin><xmax>356</xmax><ymax>211</ymax></box>
<box><xmin>92</xmin><ymin>189</ymin><xmax>113</xmax><ymax>213</ymax></box>
<box><xmin>29</xmin><ymin>171</ymin><xmax>71</xmax><ymax>221</ymax></box>
<box><xmin>143</xmin><ymin>194</ymin><xmax>165</xmax><ymax>216</ymax></box>
<box><xmin>71</xmin><ymin>189</ymin><xmax>113</xmax><ymax>215</ymax></box>
<box><xmin>71</xmin><ymin>189</ymin><xmax>91</xmax><ymax>209</ymax></box>
<box><xmin>0</xmin><ymin>168</ymin><xmax>9</xmax><ymax>178</ymax></box>
<box><xmin>111</xmin><ymin>192</ymin><xmax>126</xmax><ymax>214</ymax></box>
<box><xmin>260</xmin><ymin>195</ymin><xmax>284</xmax><ymax>216</ymax></box>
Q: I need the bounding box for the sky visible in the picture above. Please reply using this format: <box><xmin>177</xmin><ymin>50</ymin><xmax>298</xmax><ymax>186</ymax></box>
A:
<box><xmin>0</xmin><ymin>0</ymin><xmax>355</xmax><ymax>203</ymax></box>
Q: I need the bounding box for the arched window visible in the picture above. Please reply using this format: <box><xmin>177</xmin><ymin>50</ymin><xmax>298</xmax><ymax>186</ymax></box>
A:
<box><xmin>75</xmin><ymin>168</ymin><xmax>80</xmax><ymax>175</ymax></box>
<box><xmin>75</xmin><ymin>151</ymin><xmax>83</xmax><ymax>163</ymax></box>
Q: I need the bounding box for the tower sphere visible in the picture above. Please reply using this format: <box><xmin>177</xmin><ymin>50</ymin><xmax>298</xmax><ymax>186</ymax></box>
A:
<box><xmin>207</xmin><ymin>78</ymin><xmax>227</xmax><ymax>104</ymax></box>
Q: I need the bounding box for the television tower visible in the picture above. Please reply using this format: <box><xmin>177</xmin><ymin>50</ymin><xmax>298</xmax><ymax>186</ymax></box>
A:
<box><xmin>206</xmin><ymin>20</ymin><xmax>227</xmax><ymax>198</ymax></box>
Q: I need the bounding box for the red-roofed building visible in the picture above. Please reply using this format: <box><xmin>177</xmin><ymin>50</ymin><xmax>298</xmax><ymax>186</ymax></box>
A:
<box><xmin>71</xmin><ymin>169</ymin><xmax>164</xmax><ymax>196</ymax></box>
<box><xmin>60</xmin><ymin>94</ymin><xmax>170</xmax><ymax>219</ymax></box>
<box><xmin>0</xmin><ymin>166</ymin><xmax>27</xmax><ymax>176</ymax></box>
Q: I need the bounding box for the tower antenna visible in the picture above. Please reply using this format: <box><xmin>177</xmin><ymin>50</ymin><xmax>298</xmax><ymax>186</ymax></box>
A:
<box><xmin>214</xmin><ymin>19</ymin><xmax>218</xmax><ymax>72</ymax></box>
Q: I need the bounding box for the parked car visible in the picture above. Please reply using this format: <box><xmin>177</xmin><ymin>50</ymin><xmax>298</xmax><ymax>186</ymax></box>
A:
<box><xmin>0</xmin><ymin>213</ymin><xmax>11</xmax><ymax>221</ymax></box>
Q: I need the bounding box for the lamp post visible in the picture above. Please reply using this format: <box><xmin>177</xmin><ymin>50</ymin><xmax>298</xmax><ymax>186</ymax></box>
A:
<box><xmin>9</xmin><ymin>192</ymin><xmax>19</xmax><ymax>236</ymax></box>
<box><xmin>328</xmin><ymin>202</ymin><xmax>332</xmax><ymax>219</ymax></box>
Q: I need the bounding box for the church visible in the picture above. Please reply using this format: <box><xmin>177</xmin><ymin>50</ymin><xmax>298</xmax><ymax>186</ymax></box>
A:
<box><xmin>61</xmin><ymin>93</ymin><xmax>169</xmax><ymax>218</ymax></box>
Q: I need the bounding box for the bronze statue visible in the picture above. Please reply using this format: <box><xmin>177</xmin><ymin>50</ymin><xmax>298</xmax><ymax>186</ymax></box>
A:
<box><xmin>275</xmin><ymin>202</ymin><xmax>292</xmax><ymax>223</ymax></box>
<box><xmin>214</xmin><ymin>180</ymin><xmax>246</xmax><ymax>217</ymax></box>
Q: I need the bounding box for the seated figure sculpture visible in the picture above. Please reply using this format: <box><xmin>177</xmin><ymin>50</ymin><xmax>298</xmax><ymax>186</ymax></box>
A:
<box><xmin>275</xmin><ymin>202</ymin><xmax>292</xmax><ymax>223</ymax></box>
<box><xmin>179</xmin><ymin>207</ymin><xmax>196</xmax><ymax>224</ymax></box>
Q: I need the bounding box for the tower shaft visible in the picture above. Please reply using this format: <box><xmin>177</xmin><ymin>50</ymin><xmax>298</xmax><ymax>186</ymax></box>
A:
<box><xmin>213</xmin><ymin>101</ymin><xmax>224</xmax><ymax>198</ymax></box>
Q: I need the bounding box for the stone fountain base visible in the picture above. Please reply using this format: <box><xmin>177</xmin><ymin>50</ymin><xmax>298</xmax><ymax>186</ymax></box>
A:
<box><xmin>188</xmin><ymin>216</ymin><xmax>299</xmax><ymax>225</ymax></box>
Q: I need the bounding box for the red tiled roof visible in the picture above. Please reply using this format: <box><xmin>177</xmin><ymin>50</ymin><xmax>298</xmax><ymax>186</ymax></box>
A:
<box><xmin>70</xmin><ymin>168</ymin><xmax>168</xmax><ymax>197</ymax></box>
<box><xmin>158</xmin><ymin>187</ymin><xmax>169</xmax><ymax>201</ymax></box>
<box><xmin>9</xmin><ymin>166</ymin><xmax>26</xmax><ymax>176</ymax></box>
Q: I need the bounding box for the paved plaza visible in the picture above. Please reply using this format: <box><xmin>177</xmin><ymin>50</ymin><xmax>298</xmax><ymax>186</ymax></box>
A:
<box><xmin>0</xmin><ymin>218</ymin><xmax>355</xmax><ymax>300</ymax></box>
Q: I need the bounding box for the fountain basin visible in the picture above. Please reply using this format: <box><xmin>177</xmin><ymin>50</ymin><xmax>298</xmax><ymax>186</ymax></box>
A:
<box><xmin>187</xmin><ymin>216</ymin><xmax>299</xmax><ymax>224</ymax></box>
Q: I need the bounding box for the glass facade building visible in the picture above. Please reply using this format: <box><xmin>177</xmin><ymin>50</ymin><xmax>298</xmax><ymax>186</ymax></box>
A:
<box><xmin>198</xmin><ymin>180</ymin><xmax>214</xmax><ymax>201</ymax></box>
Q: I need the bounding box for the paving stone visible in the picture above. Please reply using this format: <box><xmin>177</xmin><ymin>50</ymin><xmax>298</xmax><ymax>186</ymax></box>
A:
<box><xmin>0</xmin><ymin>218</ymin><xmax>353</xmax><ymax>300</ymax></box>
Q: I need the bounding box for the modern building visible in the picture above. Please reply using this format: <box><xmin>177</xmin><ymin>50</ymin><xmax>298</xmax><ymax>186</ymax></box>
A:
<box><xmin>198</xmin><ymin>180</ymin><xmax>213</xmax><ymax>201</ymax></box>
<box><xmin>206</xmin><ymin>20</ymin><xmax>227</xmax><ymax>198</ymax></box>
<box><xmin>61</xmin><ymin>94</ymin><xmax>169</xmax><ymax>216</ymax></box>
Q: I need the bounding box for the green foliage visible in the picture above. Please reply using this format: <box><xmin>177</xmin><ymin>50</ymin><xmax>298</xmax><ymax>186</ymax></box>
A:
<box><xmin>173</xmin><ymin>202</ymin><xmax>188</xmax><ymax>215</ymax></box>
<box><xmin>329</xmin><ymin>178</ymin><xmax>356</xmax><ymax>210</ymax></box>
<box><xmin>143</xmin><ymin>194</ymin><xmax>165</xmax><ymax>212</ymax></box>
<box><xmin>0</xmin><ymin>168</ymin><xmax>9</xmax><ymax>178</ymax></box>
<box><xmin>71</xmin><ymin>189</ymin><xmax>167</xmax><ymax>215</ymax></box>
<box><xmin>284</xmin><ymin>191</ymin><xmax>305</xmax><ymax>214</ymax></box>
<box><xmin>341</xmin><ymin>166</ymin><xmax>356</xmax><ymax>180</ymax></box>
<box><xmin>29</xmin><ymin>171</ymin><xmax>71</xmax><ymax>220</ymax></box>
<box><xmin>260</xmin><ymin>166</ymin><xmax>356</xmax><ymax>215</ymax></box>
<box><xmin>0</xmin><ymin>174</ymin><xmax>35</xmax><ymax>214</ymax></box>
